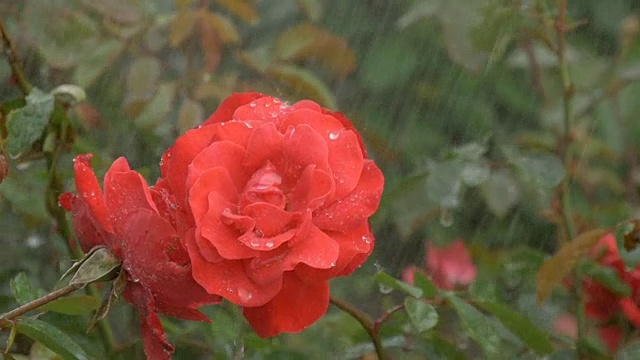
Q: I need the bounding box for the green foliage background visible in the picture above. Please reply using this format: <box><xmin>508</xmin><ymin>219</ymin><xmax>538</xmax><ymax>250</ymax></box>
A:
<box><xmin>2</xmin><ymin>0</ymin><xmax>640</xmax><ymax>358</ymax></box>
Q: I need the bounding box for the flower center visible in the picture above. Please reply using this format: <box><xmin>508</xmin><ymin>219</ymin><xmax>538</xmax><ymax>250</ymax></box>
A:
<box><xmin>238</xmin><ymin>161</ymin><xmax>286</xmax><ymax>211</ymax></box>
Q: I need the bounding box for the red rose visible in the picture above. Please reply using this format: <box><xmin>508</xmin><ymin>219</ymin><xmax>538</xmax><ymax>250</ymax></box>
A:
<box><xmin>60</xmin><ymin>154</ymin><xmax>221</xmax><ymax>360</ymax></box>
<box><xmin>157</xmin><ymin>93</ymin><xmax>384</xmax><ymax>337</ymax></box>
<box><xmin>403</xmin><ymin>240</ymin><xmax>476</xmax><ymax>290</ymax></box>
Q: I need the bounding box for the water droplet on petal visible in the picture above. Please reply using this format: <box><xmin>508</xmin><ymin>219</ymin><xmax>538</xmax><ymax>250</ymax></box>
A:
<box><xmin>250</xmin><ymin>239</ymin><xmax>260</xmax><ymax>247</ymax></box>
<box><xmin>265</xmin><ymin>241</ymin><xmax>274</xmax><ymax>248</ymax></box>
<box><xmin>329</xmin><ymin>131</ymin><xmax>340</xmax><ymax>140</ymax></box>
<box><xmin>362</xmin><ymin>235</ymin><xmax>371</xmax><ymax>244</ymax></box>
<box><xmin>249</xmin><ymin>102</ymin><xmax>257</xmax><ymax>108</ymax></box>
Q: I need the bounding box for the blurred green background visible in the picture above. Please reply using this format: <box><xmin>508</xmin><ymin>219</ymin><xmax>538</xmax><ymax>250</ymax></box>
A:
<box><xmin>2</xmin><ymin>0</ymin><xmax>640</xmax><ymax>358</ymax></box>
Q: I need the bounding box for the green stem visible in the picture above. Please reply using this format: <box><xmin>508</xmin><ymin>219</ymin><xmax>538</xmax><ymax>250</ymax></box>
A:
<box><xmin>554</xmin><ymin>0</ymin><xmax>586</xmax><ymax>354</ymax></box>
<box><xmin>330</xmin><ymin>296</ymin><xmax>389</xmax><ymax>360</ymax></box>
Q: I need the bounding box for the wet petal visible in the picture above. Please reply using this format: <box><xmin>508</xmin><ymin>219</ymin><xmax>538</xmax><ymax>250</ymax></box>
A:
<box><xmin>271</xmin><ymin>124</ymin><xmax>330</xmax><ymax>189</ymax></box>
<box><xmin>202</xmin><ymin>92</ymin><xmax>265</xmax><ymax>126</ymax></box>
<box><xmin>160</xmin><ymin>125</ymin><xmax>217</xmax><ymax>203</ymax></box>
<box><xmin>200</xmin><ymin>193</ymin><xmax>257</xmax><ymax>259</ymax></box>
<box><xmin>326</xmin><ymin>129</ymin><xmax>364</xmax><ymax>200</ymax></box>
<box><xmin>232</xmin><ymin>96</ymin><xmax>289</xmax><ymax>123</ymax></box>
<box><xmin>287</xmin><ymin>165</ymin><xmax>333</xmax><ymax>212</ymax></box>
<box><xmin>71</xmin><ymin>154</ymin><xmax>112</xmax><ymax>234</ymax></box>
<box><xmin>125</xmin><ymin>283</ymin><xmax>173</xmax><ymax>360</ymax></box>
<box><xmin>186</xmin><ymin>141</ymin><xmax>248</xmax><ymax>191</ymax></box>
<box><xmin>313</xmin><ymin>160</ymin><xmax>384</xmax><ymax>232</ymax></box>
<box><xmin>187</xmin><ymin>233</ymin><xmax>282</xmax><ymax>307</ymax></box>
<box><xmin>188</xmin><ymin>166</ymin><xmax>238</xmax><ymax>224</ymax></box>
<box><xmin>242</xmin><ymin>273</ymin><xmax>329</xmax><ymax>338</ymax></box>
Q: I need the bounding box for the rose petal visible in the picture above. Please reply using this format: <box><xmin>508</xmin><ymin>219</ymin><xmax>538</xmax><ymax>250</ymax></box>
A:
<box><xmin>242</xmin><ymin>122</ymin><xmax>285</xmax><ymax>172</ymax></box>
<box><xmin>71</xmin><ymin>154</ymin><xmax>113</xmax><ymax>234</ymax></box>
<box><xmin>199</xmin><ymin>193</ymin><xmax>257</xmax><ymax>259</ymax></box>
<box><xmin>187</xmin><ymin>233</ymin><xmax>282</xmax><ymax>307</ymax></box>
<box><xmin>295</xmin><ymin>221</ymin><xmax>372</xmax><ymax>282</ymax></box>
<box><xmin>61</xmin><ymin>193</ymin><xmax>110</xmax><ymax>253</ymax></box>
<box><xmin>103</xmin><ymin>158</ymin><xmax>159</xmax><ymax>236</ymax></box>
<box><xmin>313</xmin><ymin>160</ymin><xmax>384</xmax><ymax>232</ymax></box>
<box><xmin>287</xmin><ymin>165</ymin><xmax>333</xmax><ymax>212</ymax></box>
<box><xmin>160</xmin><ymin>125</ymin><xmax>217</xmax><ymax>204</ymax></box>
<box><xmin>189</xmin><ymin>166</ymin><xmax>238</xmax><ymax>224</ymax></box>
<box><xmin>289</xmin><ymin>99</ymin><xmax>322</xmax><ymax>112</ymax></box>
<box><xmin>121</xmin><ymin>209</ymin><xmax>220</xmax><ymax>309</ymax></box>
<box><xmin>232</xmin><ymin>96</ymin><xmax>289</xmax><ymax>123</ymax></box>
<box><xmin>271</xmin><ymin>124</ymin><xmax>330</xmax><ymax>189</ymax></box>
<box><xmin>242</xmin><ymin>273</ymin><xmax>329</xmax><ymax>338</ymax></box>
<box><xmin>326</xmin><ymin>129</ymin><xmax>364</xmax><ymax>200</ymax></box>
<box><xmin>125</xmin><ymin>283</ymin><xmax>173</xmax><ymax>360</ymax></box>
<box><xmin>321</xmin><ymin>108</ymin><xmax>368</xmax><ymax>157</ymax></box>
<box><xmin>279</xmin><ymin>108</ymin><xmax>343</xmax><ymax>139</ymax></box>
<box><xmin>202</xmin><ymin>92</ymin><xmax>265</xmax><ymax>126</ymax></box>
<box><xmin>186</xmin><ymin>141</ymin><xmax>248</xmax><ymax>191</ymax></box>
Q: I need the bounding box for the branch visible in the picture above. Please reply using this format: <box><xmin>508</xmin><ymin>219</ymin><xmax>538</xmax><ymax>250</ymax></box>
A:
<box><xmin>0</xmin><ymin>19</ymin><xmax>32</xmax><ymax>95</ymax></box>
<box><xmin>330</xmin><ymin>296</ymin><xmax>389</xmax><ymax>360</ymax></box>
<box><xmin>0</xmin><ymin>283</ymin><xmax>83</xmax><ymax>323</ymax></box>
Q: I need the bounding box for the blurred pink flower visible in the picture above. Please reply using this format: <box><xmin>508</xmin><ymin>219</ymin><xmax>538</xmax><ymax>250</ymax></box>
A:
<box><xmin>402</xmin><ymin>240</ymin><xmax>477</xmax><ymax>290</ymax></box>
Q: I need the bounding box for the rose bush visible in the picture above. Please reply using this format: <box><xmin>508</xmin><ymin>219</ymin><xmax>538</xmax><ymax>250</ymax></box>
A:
<box><xmin>60</xmin><ymin>154</ymin><xmax>221</xmax><ymax>359</ymax></box>
<box><xmin>402</xmin><ymin>240</ymin><xmax>477</xmax><ymax>290</ymax></box>
<box><xmin>156</xmin><ymin>93</ymin><xmax>384</xmax><ymax>337</ymax></box>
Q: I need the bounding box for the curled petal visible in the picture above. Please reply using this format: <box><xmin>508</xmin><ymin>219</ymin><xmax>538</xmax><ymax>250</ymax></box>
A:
<box><xmin>202</xmin><ymin>92</ymin><xmax>265</xmax><ymax>126</ymax></box>
<box><xmin>186</xmin><ymin>141</ymin><xmax>248</xmax><ymax>191</ymax></box>
<box><xmin>125</xmin><ymin>283</ymin><xmax>173</xmax><ymax>360</ymax></box>
<box><xmin>313</xmin><ymin>160</ymin><xmax>384</xmax><ymax>232</ymax></box>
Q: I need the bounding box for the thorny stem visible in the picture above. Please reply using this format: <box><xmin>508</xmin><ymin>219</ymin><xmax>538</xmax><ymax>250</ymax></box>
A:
<box><xmin>0</xmin><ymin>20</ymin><xmax>31</xmax><ymax>95</ymax></box>
<box><xmin>554</xmin><ymin>0</ymin><xmax>586</xmax><ymax>354</ymax></box>
<box><xmin>0</xmin><ymin>19</ymin><xmax>117</xmax><ymax>354</ymax></box>
<box><xmin>330</xmin><ymin>296</ymin><xmax>389</xmax><ymax>360</ymax></box>
<box><xmin>0</xmin><ymin>283</ymin><xmax>83</xmax><ymax>323</ymax></box>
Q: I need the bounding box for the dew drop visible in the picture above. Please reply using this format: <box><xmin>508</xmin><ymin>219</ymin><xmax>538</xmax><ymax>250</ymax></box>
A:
<box><xmin>249</xmin><ymin>102</ymin><xmax>257</xmax><ymax>108</ymax></box>
<box><xmin>265</xmin><ymin>241</ymin><xmax>274</xmax><ymax>248</ymax></box>
<box><xmin>329</xmin><ymin>131</ymin><xmax>340</xmax><ymax>140</ymax></box>
<box><xmin>249</xmin><ymin>239</ymin><xmax>260</xmax><ymax>247</ymax></box>
<box><xmin>361</xmin><ymin>235</ymin><xmax>371</xmax><ymax>244</ymax></box>
<box><xmin>238</xmin><ymin>288</ymin><xmax>253</xmax><ymax>302</ymax></box>
<box><xmin>243</xmin><ymin>121</ymin><xmax>254</xmax><ymax>129</ymax></box>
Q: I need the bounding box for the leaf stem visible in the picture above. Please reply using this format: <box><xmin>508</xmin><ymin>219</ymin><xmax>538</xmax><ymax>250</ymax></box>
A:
<box><xmin>330</xmin><ymin>296</ymin><xmax>389</xmax><ymax>360</ymax></box>
<box><xmin>0</xmin><ymin>283</ymin><xmax>83</xmax><ymax>323</ymax></box>
<box><xmin>0</xmin><ymin>19</ymin><xmax>32</xmax><ymax>95</ymax></box>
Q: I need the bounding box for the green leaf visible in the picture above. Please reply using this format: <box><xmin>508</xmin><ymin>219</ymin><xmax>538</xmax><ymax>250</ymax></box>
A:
<box><xmin>10</xmin><ymin>272</ymin><xmax>43</xmax><ymax>305</ymax></box>
<box><xmin>73</xmin><ymin>39</ymin><xmax>125</xmax><ymax>88</ymax></box>
<box><xmin>16</xmin><ymin>319</ymin><xmax>90</xmax><ymax>360</ymax></box>
<box><xmin>360</xmin><ymin>36</ymin><xmax>418</xmax><ymax>92</ymax></box>
<box><xmin>480</xmin><ymin>169</ymin><xmax>521</xmax><ymax>217</ymax></box>
<box><xmin>5</xmin><ymin>88</ymin><xmax>55</xmax><ymax>158</ymax></box>
<box><xmin>404</xmin><ymin>297</ymin><xmax>438</xmax><ymax>332</ymax></box>
<box><xmin>413</xmin><ymin>272</ymin><xmax>438</xmax><ymax>298</ymax></box>
<box><xmin>445</xmin><ymin>293</ymin><xmax>517</xmax><ymax>356</ymax></box>
<box><xmin>511</xmin><ymin>152</ymin><xmax>566</xmax><ymax>189</ymax></box>
<box><xmin>425</xmin><ymin>161</ymin><xmax>463</xmax><ymax>208</ymax></box>
<box><xmin>41</xmin><ymin>295</ymin><xmax>100</xmax><ymax>315</ymax></box>
<box><xmin>69</xmin><ymin>247</ymin><xmax>121</xmax><ymax>286</ymax></box>
<box><xmin>476</xmin><ymin>301</ymin><xmax>554</xmax><ymax>355</ymax></box>
<box><xmin>375</xmin><ymin>271</ymin><xmax>422</xmax><ymax>298</ymax></box>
